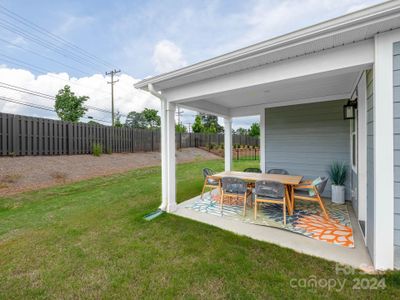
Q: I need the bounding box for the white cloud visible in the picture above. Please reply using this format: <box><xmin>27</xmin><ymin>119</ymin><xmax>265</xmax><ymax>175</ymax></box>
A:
<box><xmin>0</xmin><ymin>66</ymin><xmax>159</xmax><ymax>124</ymax></box>
<box><xmin>213</xmin><ymin>0</ymin><xmax>383</xmax><ymax>54</ymax></box>
<box><xmin>152</xmin><ymin>40</ymin><xmax>187</xmax><ymax>74</ymax></box>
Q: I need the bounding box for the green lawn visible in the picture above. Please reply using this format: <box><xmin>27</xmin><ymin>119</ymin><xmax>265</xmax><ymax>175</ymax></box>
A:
<box><xmin>0</xmin><ymin>158</ymin><xmax>399</xmax><ymax>299</ymax></box>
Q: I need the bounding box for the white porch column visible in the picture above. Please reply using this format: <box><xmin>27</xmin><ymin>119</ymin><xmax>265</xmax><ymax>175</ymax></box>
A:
<box><xmin>166</xmin><ymin>101</ymin><xmax>177</xmax><ymax>212</ymax></box>
<box><xmin>160</xmin><ymin>98</ymin><xmax>168</xmax><ymax>211</ymax></box>
<box><xmin>259</xmin><ymin>109</ymin><xmax>266</xmax><ymax>173</ymax></box>
<box><xmin>372</xmin><ymin>30</ymin><xmax>398</xmax><ymax>270</ymax></box>
<box><xmin>224</xmin><ymin>117</ymin><xmax>232</xmax><ymax>171</ymax></box>
<box><xmin>357</xmin><ymin>71</ymin><xmax>367</xmax><ymax>223</ymax></box>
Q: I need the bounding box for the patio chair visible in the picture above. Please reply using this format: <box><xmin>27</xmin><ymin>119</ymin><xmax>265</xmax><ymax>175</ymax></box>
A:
<box><xmin>292</xmin><ymin>177</ymin><xmax>329</xmax><ymax>219</ymax></box>
<box><xmin>243</xmin><ymin>167</ymin><xmax>262</xmax><ymax>173</ymax></box>
<box><xmin>254</xmin><ymin>180</ymin><xmax>287</xmax><ymax>224</ymax></box>
<box><xmin>267</xmin><ymin>168</ymin><xmax>289</xmax><ymax>175</ymax></box>
<box><xmin>221</xmin><ymin>177</ymin><xmax>250</xmax><ymax>216</ymax></box>
<box><xmin>201</xmin><ymin>168</ymin><xmax>220</xmax><ymax>199</ymax></box>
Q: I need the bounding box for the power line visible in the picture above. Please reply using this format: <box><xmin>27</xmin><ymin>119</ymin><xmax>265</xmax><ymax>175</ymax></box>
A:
<box><xmin>0</xmin><ymin>3</ymin><xmax>116</xmax><ymax>69</ymax></box>
<box><xmin>0</xmin><ymin>94</ymin><xmax>111</xmax><ymax>124</ymax></box>
<box><xmin>0</xmin><ymin>18</ymin><xmax>105</xmax><ymax>73</ymax></box>
<box><xmin>0</xmin><ymin>36</ymin><xmax>91</xmax><ymax>76</ymax></box>
<box><xmin>0</xmin><ymin>52</ymin><xmax>111</xmax><ymax>96</ymax></box>
<box><xmin>0</xmin><ymin>81</ymin><xmax>127</xmax><ymax>117</ymax></box>
<box><xmin>106</xmin><ymin>69</ymin><xmax>121</xmax><ymax>126</ymax></box>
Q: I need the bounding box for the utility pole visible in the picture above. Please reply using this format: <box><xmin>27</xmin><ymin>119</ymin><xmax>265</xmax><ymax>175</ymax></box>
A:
<box><xmin>176</xmin><ymin>106</ymin><xmax>184</xmax><ymax>125</ymax></box>
<box><xmin>106</xmin><ymin>69</ymin><xmax>121</xmax><ymax>126</ymax></box>
<box><xmin>187</xmin><ymin>122</ymin><xmax>191</xmax><ymax>133</ymax></box>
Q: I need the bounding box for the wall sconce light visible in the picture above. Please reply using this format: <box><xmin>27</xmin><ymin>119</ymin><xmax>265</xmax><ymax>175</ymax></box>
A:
<box><xmin>343</xmin><ymin>99</ymin><xmax>357</xmax><ymax>120</ymax></box>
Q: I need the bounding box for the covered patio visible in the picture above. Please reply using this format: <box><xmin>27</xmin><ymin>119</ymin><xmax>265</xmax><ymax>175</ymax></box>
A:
<box><xmin>135</xmin><ymin>2</ymin><xmax>400</xmax><ymax>270</ymax></box>
<box><xmin>175</xmin><ymin>193</ymin><xmax>371</xmax><ymax>270</ymax></box>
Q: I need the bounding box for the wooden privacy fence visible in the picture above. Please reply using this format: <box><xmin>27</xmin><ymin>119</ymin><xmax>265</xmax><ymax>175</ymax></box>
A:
<box><xmin>0</xmin><ymin>112</ymin><xmax>259</xmax><ymax>156</ymax></box>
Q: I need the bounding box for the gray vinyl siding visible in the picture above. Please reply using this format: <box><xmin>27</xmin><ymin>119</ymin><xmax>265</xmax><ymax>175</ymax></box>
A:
<box><xmin>393</xmin><ymin>42</ymin><xmax>400</xmax><ymax>269</ymax></box>
<box><xmin>264</xmin><ymin>100</ymin><xmax>350</xmax><ymax>199</ymax></box>
<box><xmin>366</xmin><ymin>69</ymin><xmax>374</xmax><ymax>261</ymax></box>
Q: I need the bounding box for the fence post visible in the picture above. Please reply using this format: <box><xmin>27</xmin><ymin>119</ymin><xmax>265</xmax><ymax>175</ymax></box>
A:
<box><xmin>67</xmin><ymin>123</ymin><xmax>73</xmax><ymax>154</ymax></box>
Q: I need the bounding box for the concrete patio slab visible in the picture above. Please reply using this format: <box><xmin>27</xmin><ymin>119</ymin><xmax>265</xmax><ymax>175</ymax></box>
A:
<box><xmin>173</xmin><ymin>194</ymin><xmax>374</xmax><ymax>272</ymax></box>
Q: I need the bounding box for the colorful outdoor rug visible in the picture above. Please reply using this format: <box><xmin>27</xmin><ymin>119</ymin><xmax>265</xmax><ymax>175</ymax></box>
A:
<box><xmin>187</xmin><ymin>192</ymin><xmax>354</xmax><ymax>248</ymax></box>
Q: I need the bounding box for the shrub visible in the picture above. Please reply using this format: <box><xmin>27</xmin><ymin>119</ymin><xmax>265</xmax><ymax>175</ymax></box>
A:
<box><xmin>92</xmin><ymin>143</ymin><xmax>103</xmax><ymax>157</ymax></box>
<box><xmin>328</xmin><ymin>161</ymin><xmax>347</xmax><ymax>186</ymax></box>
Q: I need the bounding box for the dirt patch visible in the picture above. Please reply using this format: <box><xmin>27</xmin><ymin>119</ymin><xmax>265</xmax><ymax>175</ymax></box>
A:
<box><xmin>0</xmin><ymin>148</ymin><xmax>221</xmax><ymax>195</ymax></box>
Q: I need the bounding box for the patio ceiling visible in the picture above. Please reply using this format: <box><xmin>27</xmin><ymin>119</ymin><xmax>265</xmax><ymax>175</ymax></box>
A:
<box><xmin>178</xmin><ymin>69</ymin><xmax>361</xmax><ymax>117</ymax></box>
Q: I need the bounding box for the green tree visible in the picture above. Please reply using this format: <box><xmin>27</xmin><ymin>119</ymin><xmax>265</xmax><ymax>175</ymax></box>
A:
<box><xmin>201</xmin><ymin>114</ymin><xmax>223</xmax><ymax>133</ymax></box>
<box><xmin>175</xmin><ymin>123</ymin><xmax>187</xmax><ymax>133</ymax></box>
<box><xmin>114</xmin><ymin>111</ymin><xmax>123</xmax><ymax>128</ymax></box>
<box><xmin>236</xmin><ymin>127</ymin><xmax>248</xmax><ymax>135</ymax></box>
<box><xmin>192</xmin><ymin>115</ymin><xmax>203</xmax><ymax>133</ymax></box>
<box><xmin>249</xmin><ymin>122</ymin><xmax>260</xmax><ymax>137</ymax></box>
<box><xmin>54</xmin><ymin>85</ymin><xmax>88</xmax><ymax>122</ymax></box>
<box><xmin>125</xmin><ymin>111</ymin><xmax>146</xmax><ymax>128</ymax></box>
<box><xmin>143</xmin><ymin>108</ymin><xmax>160</xmax><ymax>128</ymax></box>
<box><xmin>87</xmin><ymin>120</ymin><xmax>101</xmax><ymax>126</ymax></box>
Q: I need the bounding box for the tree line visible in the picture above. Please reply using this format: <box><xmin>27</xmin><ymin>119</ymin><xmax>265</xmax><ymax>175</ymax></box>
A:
<box><xmin>54</xmin><ymin>85</ymin><xmax>259</xmax><ymax>136</ymax></box>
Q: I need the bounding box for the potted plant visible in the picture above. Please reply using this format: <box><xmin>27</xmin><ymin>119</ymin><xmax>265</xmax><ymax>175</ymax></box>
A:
<box><xmin>328</xmin><ymin>161</ymin><xmax>347</xmax><ymax>204</ymax></box>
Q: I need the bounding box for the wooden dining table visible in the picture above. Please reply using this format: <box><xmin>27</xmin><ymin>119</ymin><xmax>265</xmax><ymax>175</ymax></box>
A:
<box><xmin>212</xmin><ymin>171</ymin><xmax>303</xmax><ymax>215</ymax></box>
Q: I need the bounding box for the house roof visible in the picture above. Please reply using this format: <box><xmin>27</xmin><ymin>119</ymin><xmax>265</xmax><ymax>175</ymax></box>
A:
<box><xmin>134</xmin><ymin>0</ymin><xmax>400</xmax><ymax>91</ymax></box>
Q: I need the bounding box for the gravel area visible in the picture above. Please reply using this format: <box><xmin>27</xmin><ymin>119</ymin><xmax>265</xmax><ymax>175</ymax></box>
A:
<box><xmin>0</xmin><ymin>148</ymin><xmax>221</xmax><ymax>195</ymax></box>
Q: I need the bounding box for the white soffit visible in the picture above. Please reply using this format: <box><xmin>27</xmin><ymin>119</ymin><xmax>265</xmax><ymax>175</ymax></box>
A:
<box><xmin>181</xmin><ymin>70</ymin><xmax>359</xmax><ymax>113</ymax></box>
<box><xmin>199</xmin><ymin>71</ymin><xmax>359</xmax><ymax>109</ymax></box>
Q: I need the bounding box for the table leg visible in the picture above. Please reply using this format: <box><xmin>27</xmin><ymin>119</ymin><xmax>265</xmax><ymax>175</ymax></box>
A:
<box><xmin>285</xmin><ymin>185</ymin><xmax>293</xmax><ymax>216</ymax></box>
<box><xmin>290</xmin><ymin>185</ymin><xmax>295</xmax><ymax>213</ymax></box>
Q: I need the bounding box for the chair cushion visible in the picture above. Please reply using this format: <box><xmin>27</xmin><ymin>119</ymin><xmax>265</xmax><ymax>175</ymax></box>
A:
<box><xmin>309</xmin><ymin>177</ymin><xmax>322</xmax><ymax>196</ymax></box>
<box><xmin>207</xmin><ymin>178</ymin><xmax>219</xmax><ymax>186</ymax></box>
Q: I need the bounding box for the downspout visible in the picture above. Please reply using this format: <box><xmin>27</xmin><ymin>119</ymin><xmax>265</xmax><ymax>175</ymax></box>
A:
<box><xmin>148</xmin><ymin>84</ymin><xmax>168</xmax><ymax>211</ymax></box>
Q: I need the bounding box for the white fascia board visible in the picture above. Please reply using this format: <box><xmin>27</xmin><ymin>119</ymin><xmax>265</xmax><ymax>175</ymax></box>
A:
<box><xmin>163</xmin><ymin>40</ymin><xmax>373</xmax><ymax>103</ymax></box>
<box><xmin>230</xmin><ymin>94</ymin><xmax>351</xmax><ymax>117</ymax></box>
<box><xmin>134</xmin><ymin>1</ymin><xmax>400</xmax><ymax>90</ymax></box>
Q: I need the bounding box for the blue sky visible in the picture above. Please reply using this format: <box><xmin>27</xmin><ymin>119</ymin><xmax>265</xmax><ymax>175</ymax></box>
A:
<box><xmin>0</xmin><ymin>0</ymin><xmax>383</xmax><ymax>128</ymax></box>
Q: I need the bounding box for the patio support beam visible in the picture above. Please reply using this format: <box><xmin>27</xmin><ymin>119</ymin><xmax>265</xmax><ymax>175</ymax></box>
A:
<box><xmin>224</xmin><ymin>117</ymin><xmax>232</xmax><ymax>172</ymax></box>
<box><xmin>259</xmin><ymin>109</ymin><xmax>266</xmax><ymax>173</ymax></box>
<box><xmin>166</xmin><ymin>101</ymin><xmax>177</xmax><ymax>212</ymax></box>
<box><xmin>372</xmin><ymin>30</ymin><xmax>398</xmax><ymax>270</ymax></box>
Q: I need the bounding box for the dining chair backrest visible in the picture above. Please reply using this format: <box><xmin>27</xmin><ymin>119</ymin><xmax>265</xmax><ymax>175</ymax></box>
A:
<box><xmin>243</xmin><ymin>167</ymin><xmax>262</xmax><ymax>173</ymax></box>
<box><xmin>315</xmin><ymin>177</ymin><xmax>329</xmax><ymax>195</ymax></box>
<box><xmin>221</xmin><ymin>177</ymin><xmax>247</xmax><ymax>194</ymax></box>
<box><xmin>267</xmin><ymin>168</ymin><xmax>289</xmax><ymax>175</ymax></box>
<box><xmin>255</xmin><ymin>180</ymin><xmax>285</xmax><ymax>198</ymax></box>
<box><xmin>202</xmin><ymin>168</ymin><xmax>215</xmax><ymax>179</ymax></box>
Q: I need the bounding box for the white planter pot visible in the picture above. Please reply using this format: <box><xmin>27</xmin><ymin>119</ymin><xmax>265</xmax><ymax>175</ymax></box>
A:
<box><xmin>331</xmin><ymin>185</ymin><xmax>345</xmax><ymax>204</ymax></box>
